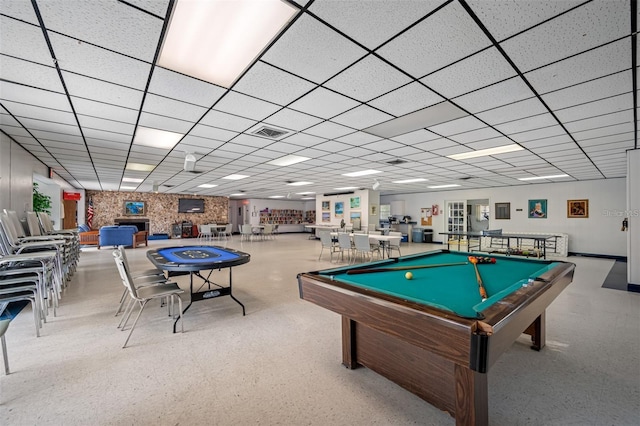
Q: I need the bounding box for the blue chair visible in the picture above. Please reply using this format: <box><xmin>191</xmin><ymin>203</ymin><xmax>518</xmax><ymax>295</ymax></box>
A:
<box><xmin>98</xmin><ymin>226</ymin><xmax>147</xmax><ymax>249</ymax></box>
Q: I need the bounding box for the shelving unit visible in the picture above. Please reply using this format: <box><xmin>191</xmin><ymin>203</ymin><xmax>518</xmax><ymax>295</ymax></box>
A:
<box><xmin>260</xmin><ymin>209</ymin><xmax>304</xmax><ymax>224</ymax></box>
<box><xmin>304</xmin><ymin>210</ymin><xmax>316</xmax><ymax>223</ymax></box>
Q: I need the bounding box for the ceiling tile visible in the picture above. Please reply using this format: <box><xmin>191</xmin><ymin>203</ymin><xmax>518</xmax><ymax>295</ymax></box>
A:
<box><xmin>261</xmin><ymin>14</ymin><xmax>367</xmax><ymax>84</ymax></box>
<box><xmin>264</xmin><ymin>108</ymin><xmax>324</xmax><ymax>132</ymax></box>
<box><xmin>500</xmin><ymin>0</ymin><xmax>630</xmax><ymax>73</ymax></box>
<box><xmin>304</xmin><ymin>121</ymin><xmax>357</xmax><ymax>139</ymax></box>
<box><xmin>0</xmin><ymin>55</ymin><xmax>64</xmax><ymax>94</ymax></box>
<box><xmin>377</xmin><ymin>1</ymin><xmax>491</xmax><ymax>78</ymax></box>
<box><xmin>368</xmin><ymin>82</ymin><xmax>444</xmax><ymax>116</ymax></box>
<box><xmin>233</xmin><ymin>61</ymin><xmax>317</xmax><ymax>106</ymax></box>
<box><xmin>331</xmin><ymin>104</ymin><xmax>393</xmax><ymax>130</ymax></box>
<box><xmin>555</xmin><ymin>93</ymin><xmax>633</xmax><ymax>123</ymax></box>
<box><xmin>541</xmin><ymin>71</ymin><xmax>632</xmax><ymax>110</ymax></box>
<box><xmin>453</xmin><ymin>77</ymin><xmax>535</xmax><ymax>113</ymax></box>
<box><xmin>213</xmin><ymin>91</ymin><xmax>281</xmax><ymax>121</ymax></box>
<box><xmin>148</xmin><ymin>67</ymin><xmax>225</xmax><ymax>108</ymax></box>
<box><xmin>62</xmin><ymin>71</ymin><xmax>143</xmax><ymax>109</ymax></box>
<box><xmin>142</xmin><ymin>93</ymin><xmax>208</xmax><ymax>123</ymax></box>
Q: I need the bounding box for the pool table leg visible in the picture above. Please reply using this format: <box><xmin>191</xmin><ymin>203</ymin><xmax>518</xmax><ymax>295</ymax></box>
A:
<box><xmin>341</xmin><ymin>316</ymin><xmax>358</xmax><ymax>369</ymax></box>
<box><xmin>524</xmin><ymin>311</ymin><xmax>546</xmax><ymax>351</ymax></box>
<box><xmin>454</xmin><ymin>365</ymin><xmax>488</xmax><ymax>426</ymax></box>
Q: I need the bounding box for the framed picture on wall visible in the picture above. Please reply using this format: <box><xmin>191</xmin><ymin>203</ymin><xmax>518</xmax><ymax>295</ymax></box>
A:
<box><xmin>124</xmin><ymin>200</ymin><xmax>145</xmax><ymax>216</ymax></box>
<box><xmin>350</xmin><ymin>196</ymin><xmax>360</xmax><ymax>209</ymax></box>
<box><xmin>322</xmin><ymin>201</ymin><xmax>330</xmax><ymax>211</ymax></box>
<box><xmin>528</xmin><ymin>199</ymin><xmax>547</xmax><ymax>218</ymax></box>
<box><xmin>567</xmin><ymin>199</ymin><xmax>588</xmax><ymax>218</ymax></box>
<box><xmin>495</xmin><ymin>202</ymin><xmax>510</xmax><ymax>220</ymax></box>
<box><xmin>334</xmin><ymin>201</ymin><xmax>344</xmax><ymax>218</ymax></box>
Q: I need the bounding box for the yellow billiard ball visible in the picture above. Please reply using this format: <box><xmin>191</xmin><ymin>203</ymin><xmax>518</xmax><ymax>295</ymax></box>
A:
<box><xmin>405</xmin><ymin>272</ymin><xmax>413</xmax><ymax>280</ymax></box>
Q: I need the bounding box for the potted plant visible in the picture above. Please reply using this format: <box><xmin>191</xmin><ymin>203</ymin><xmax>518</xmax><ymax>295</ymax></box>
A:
<box><xmin>33</xmin><ymin>182</ymin><xmax>52</xmax><ymax>214</ymax></box>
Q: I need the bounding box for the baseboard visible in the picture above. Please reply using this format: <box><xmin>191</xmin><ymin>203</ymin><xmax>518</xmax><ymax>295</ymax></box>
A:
<box><xmin>568</xmin><ymin>252</ymin><xmax>627</xmax><ymax>261</ymax></box>
<box><xmin>628</xmin><ymin>283</ymin><xmax>640</xmax><ymax>293</ymax></box>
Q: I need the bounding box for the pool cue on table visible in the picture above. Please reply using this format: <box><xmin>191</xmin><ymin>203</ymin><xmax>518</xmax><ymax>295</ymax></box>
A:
<box><xmin>469</xmin><ymin>257</ymin><xmax>488</xmax><ymax>301</ymax></box>
<box><xmin>345</xmin><ymin>262</ymin><xmax>468</xmax><ymax>275</ymax></box>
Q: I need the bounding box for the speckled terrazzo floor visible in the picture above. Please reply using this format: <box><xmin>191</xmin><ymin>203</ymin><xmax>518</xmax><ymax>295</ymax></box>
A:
<box><xmin>1</xmin><ymin>234</ymin><xmax>639</xmax><ymax>425</ymax></box>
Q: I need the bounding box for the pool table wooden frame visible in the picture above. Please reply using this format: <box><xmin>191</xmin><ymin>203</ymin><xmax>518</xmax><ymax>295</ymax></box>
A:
<box><xmin>297</xmin><ymin>250</ymin><xmax>575</xmax><ymax>426</ymax></box>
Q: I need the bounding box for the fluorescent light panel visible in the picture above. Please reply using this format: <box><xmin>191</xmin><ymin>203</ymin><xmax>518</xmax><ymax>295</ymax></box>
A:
<box><xmin>393</xmin><ymin>178</ymin><xmax>427</xmax><ymax>184</ymax></box>
<box><xmin>268</xmin><ymin>155</ymin><xmax>310</xmax><ymax>166</ymax></box>
<box><xmin>223</xmin><ymin>174</ymin><xmax>249</xmax><ymax>180</ymax></box>
<box><xmin>296</xmin><ymin>191</ymin><xmax>315</xmax><ymax>195</ymax></box>
<box><xmin>287</xmin><ymin>181</ymin><xmax>312</xmax><ymax>186</ymax></box>
<box><xmin>159</xmin><ymin>0</ymin><xmax>297</xmax><ymax>88</ymax></box>
<box><xmin>230</xmin><ymin>193</ymin><xmax>245</xmax><ymax>196</ymax></box>
<box><xmin>198</xmin><ymin>184</ymin><xmax>217</xmax><ymax>188</ymax></box>
<box><xmin>269</xmin><ymin>195</ymin><xmax>285</xmax><ymax>198</ymax></box>
<box><xmin>122</xmin><ymin>177</ymin><xmax>143</xmax><ymax>183</ymax></box>
<box><xmin>334</xmin><ymin>186</ymin><xmax>359</xmax><ymax>190</ymax></box>
<box><xmin>126</xmin><ymin>162</ymin><xmax>155</xmax><ymax>172</ymax></box>
<box><xmin>428</xmin><ymin>184</ymin><xmax>460</xmax><ymax>189</ymax></box>
<box><xmin>342</xmin><ymin>169</ymin><xmax>381</xmax><ymax>177</ymax></box>
<box><xmin>120</xmin><ymin>186</ymin><xmax>137</xmax><ymax>190</ymax></box>
<box><xmin>133</xmin><ymin>126</ymin><xmax>183</xmax><ymax>149</ymax></box>
<box><xmin>448</xmin><ymin>144</ymin><xmax>524</xmax><ymax>160</ymax></box>
<box><xmin>518</xmin><ymin>174</ymin><xmax>569</xmax><ymax>181</ymax></box>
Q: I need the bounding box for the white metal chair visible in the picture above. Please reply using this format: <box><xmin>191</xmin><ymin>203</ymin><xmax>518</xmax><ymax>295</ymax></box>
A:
<box><xmin>113</xmin><ymin>251</ymin><xmax>184</xmax><ymax>348</ymax></box>
<box><xmin>262</xmin><ymin>224</ymin><xmax>274</xmax><ymax>240</ymax></box>
<box><xmin>337</xmin><ymin>233</ymin><xmax>354</xmax><ymax>264</ymax></box>
<box><xmin>318</xmin><ymin>232</ymin><xmax>340</xmax><ymax>262</ymax></box>
<box><xmin>353</xmin><ymin>233</ymin><xmax>380</xmax><ymax>263</ymax></box>
<box><xmin>240</xmin><ymin>224</ymin><xmax>252</xmax><ymax>241</ymax></box>
<box><xmin>198</xmin><ymin>224</ymin><xmax>213</xmax><ymax>243</ymax></box>
<box><xmin>1</xmin><ymin>317</ymin><xmax>9</xmax><ymax>375</ymax></box>
<box><xmin>388</xmin><ymin>232</ymin><xmax>403</xmax><ymax>257</ymax></box>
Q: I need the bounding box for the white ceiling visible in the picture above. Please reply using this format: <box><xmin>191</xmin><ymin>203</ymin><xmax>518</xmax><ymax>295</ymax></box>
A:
<box><xmin>0</xmin><ymin>0</ymin><xmax>636</xmax><ymax>199</ymax></box>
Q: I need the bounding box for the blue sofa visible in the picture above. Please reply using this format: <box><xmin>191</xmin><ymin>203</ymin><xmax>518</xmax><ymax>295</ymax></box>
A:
<box><xmin>98</xmin><ymin>225</ymin><xmax>148</xmax><ymax>249</ymax></box>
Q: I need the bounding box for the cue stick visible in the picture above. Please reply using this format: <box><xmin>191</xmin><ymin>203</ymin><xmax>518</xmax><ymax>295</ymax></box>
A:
<box><xmin>345</xmin><ymin>262</ymin><xmax>468</xmax><ymax>275</ymax></box>
<box><xmin>469</xmin><ymin>257</ymin><xmax>488</xmax><ymax>301</ymax></box>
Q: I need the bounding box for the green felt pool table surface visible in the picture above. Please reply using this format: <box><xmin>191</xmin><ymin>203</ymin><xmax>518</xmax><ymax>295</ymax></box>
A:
<box><xmin>318</xmin><ymin>251</ymin><xmax>559</xmax><ymax>319</ymax></box>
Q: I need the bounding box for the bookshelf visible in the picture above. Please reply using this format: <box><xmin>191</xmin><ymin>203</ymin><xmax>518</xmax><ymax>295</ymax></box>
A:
<box><xmin>260</xmin><ymin>209</ymin><xmax>304</xmax><ymax>224</ymax></box>
<box><xmin>304</xmin><ymin>210</ymin><xmax>316</xmax><ymax>223</ymax></box>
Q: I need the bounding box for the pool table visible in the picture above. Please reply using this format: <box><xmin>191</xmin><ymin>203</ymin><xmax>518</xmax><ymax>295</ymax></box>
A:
<box><xmin>297</xmin><ymin>250</ymin><xmax>575</xmax><ymax>426</ymax></box>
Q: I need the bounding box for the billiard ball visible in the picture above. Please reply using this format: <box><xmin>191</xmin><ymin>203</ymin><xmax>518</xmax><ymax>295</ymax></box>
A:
<box><xmin>405</xmin><ymin>272</ymin><xmax>413</xmax><ymax>280</ymax></box>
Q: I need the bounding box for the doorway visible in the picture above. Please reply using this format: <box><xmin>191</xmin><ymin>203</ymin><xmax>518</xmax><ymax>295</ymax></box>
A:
<box><xmin>63</xmin><ymin>199</ymin><xmax>77</xmax><ymax>229</ymax></box>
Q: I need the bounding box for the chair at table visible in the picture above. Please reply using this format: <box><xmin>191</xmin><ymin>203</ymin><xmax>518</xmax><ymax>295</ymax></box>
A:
<box><xmin>113</xmin><ymin>246</ymin><xmax>167</xmax><ymax>316</ymax></box>
<box><xmin>262</xmin><ymin>224</ymin><xmax>274</xmax><ymax>240</ymax></box>
<box><xmin>221</xmin><ymin>224</ymin><xmax>233</xmax><ymax>240</ymax></box>
<box><xmin>318</xmin><ymin>232</ymin><xmax>339</xmax><ymax>262</ymax></box>
<box><xmin>113</xmin><ymin>250</ymin><xmax>184</xmax><ymax>348</ymax></box>
<box><xmin>1</xmin><ymin>317</ymin><xmax>9</xmax><ymax>374</ymax></box>
<box><xmin>388</xmin><ymin>232</ymin><xmax>402</xmax><ymax>257</ymax></box>
<box><xmin>353</xmin><ymin>233</ymin><xmax>380</xmax><ymax>263</ymax></box>
<box><xmin>251</xmin><ymin>226</ymin><xmax>263</xmax><ymax>241</ymax></box>
<box><xmin>240</xmin><ymin>224</ymin><xmax>252</xmax><ymax>241</ymax></box>
<box><xmin>337</xmin><ymin>233</ymin><xmax>354</xmax><ymax>264</ymax></box>
<box><xmin>198</xmin><ymin>225</ymin><xmax>213</xmax><ymax>243</ymax></box>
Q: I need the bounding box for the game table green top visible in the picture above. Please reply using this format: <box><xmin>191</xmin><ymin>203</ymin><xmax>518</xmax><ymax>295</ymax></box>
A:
<box><xmin>316</xmin><ymin>250</ymin><xmax>560</xmax><ymax>319</ymax></box>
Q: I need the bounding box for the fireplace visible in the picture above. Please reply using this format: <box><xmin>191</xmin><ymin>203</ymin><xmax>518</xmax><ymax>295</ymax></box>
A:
<box><xmin>114</xmin><ymin>218</ymin><xmax>149</xmax><ymax>232</ymax></box>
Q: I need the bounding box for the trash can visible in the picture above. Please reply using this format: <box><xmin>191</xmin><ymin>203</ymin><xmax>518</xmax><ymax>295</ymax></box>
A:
<box><xmin>412</xmin><ymin>228</ymin><xmax>424</xmax><ymax>243</ymax></box>
<box><xmin>423</xmin><ymin>229</ymin><xmax>433</xmax><ymax>243</ymax></box>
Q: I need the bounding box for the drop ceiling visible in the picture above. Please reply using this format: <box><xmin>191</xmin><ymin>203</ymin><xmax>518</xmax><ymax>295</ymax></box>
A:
<box><xmin>0</xmin><ymin>0</ymin><xmax>636</xmax><ymax>199</ymax></box>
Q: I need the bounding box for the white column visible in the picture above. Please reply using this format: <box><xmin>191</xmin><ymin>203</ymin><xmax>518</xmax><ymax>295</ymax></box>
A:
<box><xmin>627</xmin><ymin>149</ymin><xmax>640</xmax><ymax>287</ymax></box>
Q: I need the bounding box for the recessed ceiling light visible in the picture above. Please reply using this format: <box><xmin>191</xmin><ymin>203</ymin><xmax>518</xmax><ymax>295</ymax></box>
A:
<box><xmin>300</xmin><ymin>197</ymin><xmax>315</xmax><ymax>200</ymax></box>
<box><xmin>126</xmin><ymin>162</ymin><xmax>155</xmax><ymax>172</ymax></box>
<box><xmin>268</xmin><ymin>155</ymin><xmax>310</xmax><ymax>166</ymax></box>
<box><xmin>122</xmin><ymin>177</ymin><xmax>143</xmax><ymax>183</ymax></box>
<box><xmin>133</xmin><ymin>126</ymin><xmax>183</xmax><ymax>149</ymax></box>
<box><xmin>287</xmin><ymin>181</ymin><xmax>313</xmax><ymax>186</ymax></box>
<box><xmin>198</xmin><ymin>184</ymin><xmax>218</xmax><ymax>188</ymax></box>
<box><xmin>448</xmin><ymin>144</ymin><xmax>524</xmax><ymax>160</ymax></box>
<box><xmin>518</xmin><ymin>174</ymin><xmax>569</xmax><ymax>181</ymax></box>
<box><xmin>296</xmin><ymin>191</ymin><xmax>315</xmax><ymax>195</ymax></box>
<box><xmin>120</xmin><ymin>186</ymin><xmax>137</xmax><ymax>190</ymax></box>
<box><xmin>223</xmin><ymin>174</ymin><xmax>249</xmax><ymax>180</ymax></box>
<box><xmin>428</xmin><ymin>184</ymin><xmax>461</xmax><ymax>189</ymax></box>
<box><xmin>393</xmin><ymin>178</ymin><xmax>428</xmax><ymax>184</ymax></box>
<box><xmin>334</xmin><ymin>186</ymin><xmax>359</xmax><ymax>190</ymax></box>
<box><xmin>269</xmin><ymin>195</ymin><xmax>285</xmax><ymax>198</ymax></box>
<box><xmin>230</xmin><ymin>193</ymin><xmax>245</xmax><ymax>196</ymax></box>
<box><xmin>158</xmin><ymin>0</ymin><xmax>298</xmax><ymax>88</ymax></box>
<box><xmin>342</xmin><ymin>170</ymin><xmax>382</xmax><ymax>177</ymax></box>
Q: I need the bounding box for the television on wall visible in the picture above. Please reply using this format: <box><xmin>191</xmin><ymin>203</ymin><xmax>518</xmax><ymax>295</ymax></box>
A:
<box><xmin>178</xmin><ymin>198</ymin><xmax>205</xmax><ymax>213</ymax></box>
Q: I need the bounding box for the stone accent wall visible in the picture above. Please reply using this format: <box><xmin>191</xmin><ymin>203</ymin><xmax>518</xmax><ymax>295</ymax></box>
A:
<box><xmin>85</xmin><ymin>191</ymin><xmax>228</xmax><ymax>235</ymax></box>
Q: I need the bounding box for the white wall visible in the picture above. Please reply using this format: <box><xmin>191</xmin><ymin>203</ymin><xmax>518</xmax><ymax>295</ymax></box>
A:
<box><xmin>382</xmin><ymin>179</ymin><xmax>627</xmax><ymax>257</ymax></box>
<box><xmin>314</xmin><ymin>189</ymin><xmax>378</xmax><ymax>229</ymax></box>
<box><xmin>627</xmin><ymin>149</ymin><xmax>640</xmax><ymax>284</ymax></box>
<box><xmin>0</xmin><ymin>133</ymin><xmax>49</xmax><ymax>220</ymax></box>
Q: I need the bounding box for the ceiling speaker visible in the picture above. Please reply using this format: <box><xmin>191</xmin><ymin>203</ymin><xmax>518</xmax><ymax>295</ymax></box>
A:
<box><xmin>372</xmin><ymin>180</ymin><xmax>380</xmax><ymax>190</ymax></box>
<box><xmin>184</xmin><ymin>153</ymin><xmax>196</xmax><ymax>172</ymax></box>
